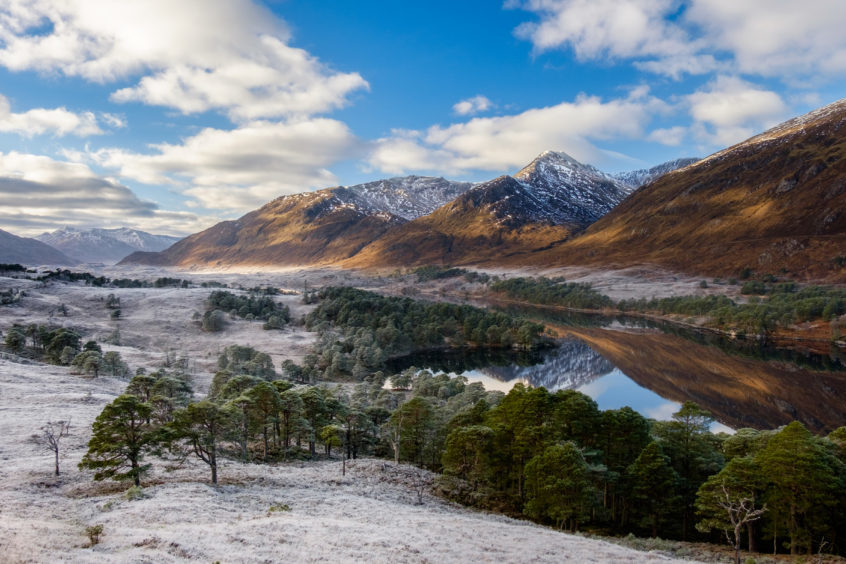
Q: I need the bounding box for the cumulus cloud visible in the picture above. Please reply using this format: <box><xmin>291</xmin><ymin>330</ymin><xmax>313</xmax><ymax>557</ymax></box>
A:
<box><xmin>0</xmin><ymin>0</ymin><xmax>368</xmax><ymax>121</ymax></box>
<box><xmin>0</xmin><ymin>152</ymin><xmax>213</xmax><ymax>237</ymax></box>
<box><xmin>511</xmin><ymin>0</ymin><xmax>711</xmax><ymax>75</ymax></box>
<box><xmin>687</xmin><ymin>76</ymin><xmax>788</xmax><ymax>146</ymax></box>
<box><xmin>685</xmin><ymin>0</ymin><xmax>846</xmax><ymax>79</ymax></box>
<box><xmin>511</xmin><ymin>0</ymin><xmax>846</xmax><ymax>81</ymax></box>
<box><xmin>89</xmin><ymin>118</ymin><xmax>361</xmax><ymax>211</ymax></box>
<box><xmin>0</xmin><ymin>94</ymin><xmax>107</xmax><ymax>137</ymax></box>
<box><xmin>647</xmin><ymin>126</ymin><xmax>687</xmax><ymax>146</ymax></box>
<box><xmin>453</xmin><ymin>95</ymin><xmax>494</xmax><ymax>116</ymax></box>
<box><xmin>368</xmin><ymin>89</ymin><xmax>664</xmax><ymax>175</ymax></box>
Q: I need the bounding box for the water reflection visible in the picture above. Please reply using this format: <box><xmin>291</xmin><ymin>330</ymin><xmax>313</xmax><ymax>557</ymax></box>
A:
<box><xmin>389</xmin><ymin>328</ymin><xmax>846</xmax><ymax>433</ymax></box>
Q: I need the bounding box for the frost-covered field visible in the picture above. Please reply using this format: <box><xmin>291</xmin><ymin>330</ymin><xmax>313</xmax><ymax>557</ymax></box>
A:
<box><xmin>0</xmin><ymin>270</ymin><xmax>701</xmax><ymax>563</ymax></box>
<box><xmin>0</xmin><ymin>357</ymin><xmax>699</xmax><ymax>563</ymax></box>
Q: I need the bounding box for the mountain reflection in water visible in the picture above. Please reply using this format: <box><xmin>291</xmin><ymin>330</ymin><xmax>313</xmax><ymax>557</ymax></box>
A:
<box><xmin>389</xmin><ymin>328</ymin><xmax>846</xmax><ymax>434</ymax></box>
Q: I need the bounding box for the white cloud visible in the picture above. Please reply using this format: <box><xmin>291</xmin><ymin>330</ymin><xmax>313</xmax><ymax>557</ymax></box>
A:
<box><xmin>511</xmin><ymin>0</ymin><xmax>846</xmax><ymax>81</ymax></box>
<box><xmin>687</xmin><ymin>76</ymin><xmax>788</xmax><ymax>146</ymax></box>
<box><xmin>368</xmin><ymin>89</ymin><xmax>664</xmax><ymax>175</ymax></box>
<box><xmin>647</xmin><ymin>126</ymin><xmax>687</xmax><ymax>146</ymax></box>
<box><xmin>453</xmin><ymin>95</ymin><xmax>494</xmax><ymax>116</ymax></box>
<box><xmin>89</xmin><ymin>118</ymin><xmax>360</xmax><ymax>211</ymax></box>
<box><xmin>0</xmin><ymin>0</ymin><xmax>368</xmax><ymax>121</ymax></box>
<box><xmin>0</xmin><ymin>94</ymin><xmax>105</xmax><ymax>137</ymax></box>
<box><xmin>686</xmin><ymin>0</ymin><xmax>846</xmax><ymax>80</ymax></box>
<box><xmin>0</xmin><ymin>151</ymin><xmax>213</xmax><ymax>237</ymax></box>
<box><xmin>511</xmin><ymin>0</ymin><xmax>711</xmax><ymax>76</ymax></box>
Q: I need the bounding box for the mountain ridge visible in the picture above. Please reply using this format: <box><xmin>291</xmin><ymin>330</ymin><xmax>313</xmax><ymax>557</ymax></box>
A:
<box><xmin>121</xmin><ymin>154</ymin><xmax>698</xmax><ymax>269</ymax></box>
<box><xmin>37</xmin><ymin>227</ymin><xmax>181</xmax><ymax>264</ymax></box>
<box><xmin>535</xmin><ymin>98</ymin><xmax>846</xmax><ymax>280</ymax></box>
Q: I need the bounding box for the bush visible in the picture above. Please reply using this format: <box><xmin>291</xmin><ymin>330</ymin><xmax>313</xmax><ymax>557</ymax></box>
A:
<box><xmin>125</xmin><ymin>485</ymin><xmax>145</xmax><ymax>501</ymax></box>
<box><xmin>85</xmin><ymin>524</ymin><xmax>103</xmax><ymax>546</ymax></box>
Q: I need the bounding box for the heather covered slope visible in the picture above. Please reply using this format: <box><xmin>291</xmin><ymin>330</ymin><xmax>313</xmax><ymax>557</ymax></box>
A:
<box><xmin>541</xmin><ymin>98</ymin><xmax>846</xmax><ymax>281</ymax></box>
<box><xmin>122</xmin><ymin>190</ymin><xmax>405</xmax><ymax>268</ymax></box>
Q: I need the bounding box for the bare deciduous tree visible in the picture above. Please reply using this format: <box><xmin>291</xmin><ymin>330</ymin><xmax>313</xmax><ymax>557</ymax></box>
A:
<box><xmin>716</xmin><ymin>483</ymin><xmax>767</xmax><ymax>564</ymax></box>
<box><xmin>34</xmin><ymin>419</ymin><xmax>71</xmax><ymax>476</ymax></box>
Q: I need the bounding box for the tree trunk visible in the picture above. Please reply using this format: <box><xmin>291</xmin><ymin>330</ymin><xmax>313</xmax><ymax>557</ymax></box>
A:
<box><xmin>54</xmin><ymin>450</ymin><xmax>60</xmax><ymax>476</ymax></box>
<box><xmin>210</xmin><ymin>446</ymin><xmax>218</xmax><ymax>485</ymax></box>
<box><xmin>747</xmin><ymin>521</ymin><xmax>757</xmax><ymax>553</ymax></box>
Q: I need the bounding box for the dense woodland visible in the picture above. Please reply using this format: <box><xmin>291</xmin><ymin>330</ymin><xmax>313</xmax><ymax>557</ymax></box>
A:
<box><xmin>298</xmin><ymin>287</ymin><xmax>548</xmax><ymax>382</ymax></box>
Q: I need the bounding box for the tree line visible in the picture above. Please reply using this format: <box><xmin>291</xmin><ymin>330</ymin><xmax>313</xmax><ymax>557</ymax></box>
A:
<box><xmin>490</xmin><ymin>276</ymin><xmax>846</xmax><ymax>339</ymax></box>
<box><xmin>296</xmin><ymin>286</ymin><xmax>548</xmax><ymax>382</ymax></box>
<box><xmin>77</xmin><ymin>352</ymin><xmax>846</xmax><ymax>558</ymax></box>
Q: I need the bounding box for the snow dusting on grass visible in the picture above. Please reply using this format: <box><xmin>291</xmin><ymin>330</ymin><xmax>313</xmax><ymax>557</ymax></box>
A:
<box><xmin>0</xmin><ymin>271</ymin><xmax>703</xmax><ymax>562</ymax></box>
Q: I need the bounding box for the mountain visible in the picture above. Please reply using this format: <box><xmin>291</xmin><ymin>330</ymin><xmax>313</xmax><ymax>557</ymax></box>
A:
<box><xmin>344</xmin><ymin>175</ymin><xmax>581</xmax><ymax>267</ymax></box>
<box><xmin>345</xmin><ymin>152</ymin><xmax>639</xmax><ymax>267</ymax></box>
<box><xmin>513</xmin><ymin>151</ymin><xmax>636</xmax><ymax>225</ymax></box>
<box><xmin>331</xmin><ymin>176</ymin><xmax>473</xmax><ymax>220</ymax></box>
<box><xmin>121</xmin><ymin>176</ymin><xmax>476</xmax><ymax>268</ymax></box>
<box><xmin>0</xmin><ymin>228</ymin><xmax>77</xmax><ymax>266</ymax></box>
<box><xmin>121</xmin><ymin>153</ymin><xmax>692</xmax><ymax>270</ymax></box>
<box><xmin>37</xmin><ymin>227</ymin><xmax>182</xmax><ymax>264</ymax></box>
<box><xmin>121</xmin><ymin>190</ymin><xmax>406</xmax><ymax>267</ymax></box>
<box><xmin>539</xmin><ymin>98</ymin><xmax>846</xmax><ymax>280</ymax></box>
<box><xmin>612</xmin><ymin>158</ymin><xmax>700</xmax><ymax>189</ymax></box>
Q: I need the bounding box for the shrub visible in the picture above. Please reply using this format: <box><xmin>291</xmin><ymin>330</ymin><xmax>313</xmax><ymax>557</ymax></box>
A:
<box><xmin>85</xmin><ymin>524</ymin><xmax>104</xmax><ymax>546</ymax></box>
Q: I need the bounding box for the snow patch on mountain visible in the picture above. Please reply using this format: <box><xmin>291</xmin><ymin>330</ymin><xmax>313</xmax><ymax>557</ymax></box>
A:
<box><xmin>332</xmin><ymin>176</ymin><xmax>474</xmax><ymax>220</ymax></box>
<box><xmin>613</xmin><ymin>158</ymin><xmax>700</xmax><ymax>189</ymax></box>
<box><xmin>37</xmin><ymin>227</ymin><xmax>182</xmax><ymax>264</ymax></box>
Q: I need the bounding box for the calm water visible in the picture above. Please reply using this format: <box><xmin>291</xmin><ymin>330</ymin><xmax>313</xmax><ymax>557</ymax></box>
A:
<box><xmin>388</xmin><ymin>317</ymin><xmax>846</xmax><ymax>433</ymax></box>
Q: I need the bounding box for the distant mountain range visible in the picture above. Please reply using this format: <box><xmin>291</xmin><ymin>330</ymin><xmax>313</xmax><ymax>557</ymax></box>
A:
<box><xmin>36</xmin><ymin>227</ymin><xmax>181</xmax><ymax>264</ymax></box>
<box><xmin>123</xmin><ymin>151</ymin><xmax>691</xmax><ymax>269</ymax></box>
<box><xmin>0</xmin><ymin>228</ymin><xmax>76</xmax><ymax>266</ymax></box>
<box><xmin>23</xmin><ymin>98</ymin><xmax>846</xmax><ymax>280</ymax></box>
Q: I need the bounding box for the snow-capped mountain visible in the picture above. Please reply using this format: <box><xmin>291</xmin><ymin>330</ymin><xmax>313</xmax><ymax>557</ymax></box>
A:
<box><xmin>331</xmin><ymin>176</ymin><xmax>474</xmax><ymax>220</ymax></box>
<box><xmin>37</xmin><ymin>227</ymin><xmax>181</xmax><ymax>264</ymax></box>
<box><xmin>512</xmin><ymin>151</ymin><xmax>634</xmax><ymax>226</ymax></box>
<box><xmin>613</xmin><ymin>158</ymin><xmax>700</xmax><ymax>190</ymax></box>
<box><xmin>478</xmin><ymin>337</ymin><xmax>615</xmax><ymax>391</ymax></box>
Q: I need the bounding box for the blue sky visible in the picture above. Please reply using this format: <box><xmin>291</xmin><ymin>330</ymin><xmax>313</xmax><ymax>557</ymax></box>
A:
<box><xmin>0</xmin><ymin>0</ymin><xmax>844</xmax><ymax>236</ymax></box>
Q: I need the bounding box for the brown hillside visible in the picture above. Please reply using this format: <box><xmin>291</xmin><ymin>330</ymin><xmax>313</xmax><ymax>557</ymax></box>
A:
<box><xmin>121</xmin><ymin>190</ymin><xmax>403</xmax><ymax>268</ymax></box>
<box><xmin>344</xmin><ymin>176</ymin><xmax>578</xmax><ymax>267</ymax></box>
<box><xmin>536</xmin><ymin>99</ymin><xmax>846</xmax><ymax>281</ymax></box>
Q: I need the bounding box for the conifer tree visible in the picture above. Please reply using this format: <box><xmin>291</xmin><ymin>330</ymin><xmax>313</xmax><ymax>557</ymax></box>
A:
<box><xmin>79</xmin><ymin>394</ymin><xmax>159</xmax><ymax>487</ymax></box>
<box><xmin>627</xmin><ymin>442</ymin><xmax>680</xmax><ymax>537</ymax></box>
<box><xmin>168</xmin><ymin>401</ymin><xmax>231</xmax><ymax>484</ymax></box>
<box><xmin>524</xmin><ymin>442</ymin><xmax>595</xmax><ymax>531</ymax></box>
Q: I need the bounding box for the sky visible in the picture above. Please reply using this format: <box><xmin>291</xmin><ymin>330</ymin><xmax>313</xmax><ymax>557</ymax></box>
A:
<box><xmin>1</xmin><ymin>0</ymin><xmax>845</xmax><ymax>237</ymax></box>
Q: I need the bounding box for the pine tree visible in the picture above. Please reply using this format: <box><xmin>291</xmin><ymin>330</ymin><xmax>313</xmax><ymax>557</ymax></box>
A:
<box><xmin>168</xmin><ymin>401</ymin><xmax>231</xmax><ymax>484</ymax></box>
<box><xmin>757</xmin><ymin>421</ymin><xmax>843</xmax><ymax>555</ymax></box>
<box><xmin>627</xmin><ymin>442</ymin><xmax>680</xmax><ymax>537</ymax></box>
<box><xmin>523</xmin><ymin>442</ymin><xmax>595</xmax><ymax>531</ymax></box>
<box><xmin>79</xmin><ymin>394</ymin><xmax>159</xmax><ymax>487</ymax></box>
